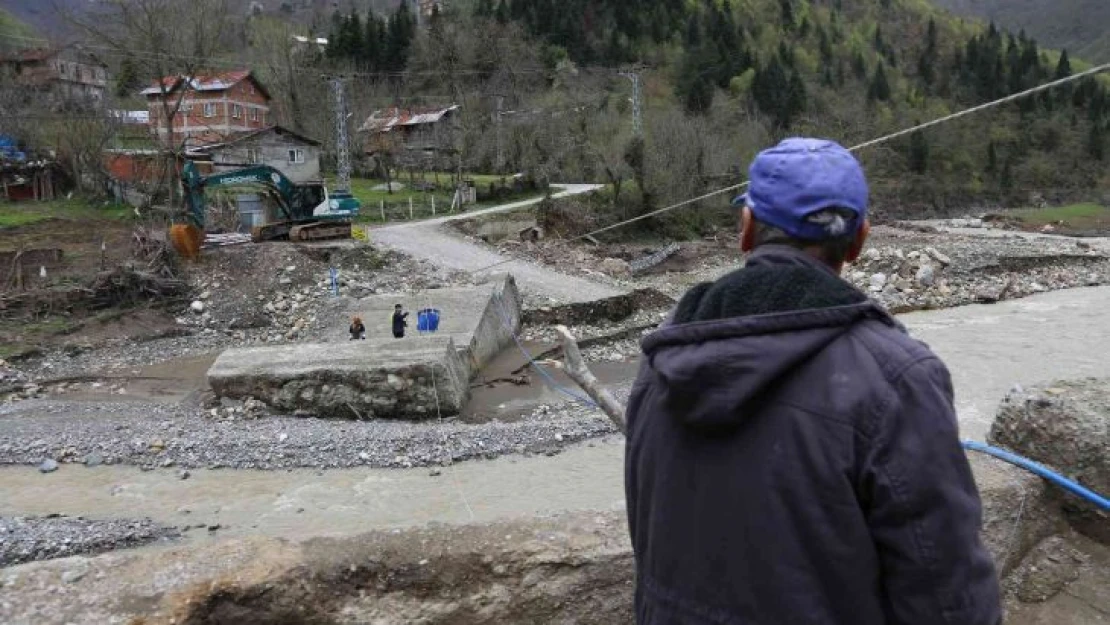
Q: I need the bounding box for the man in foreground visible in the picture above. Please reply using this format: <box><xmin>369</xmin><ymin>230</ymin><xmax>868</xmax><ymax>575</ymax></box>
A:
<box><xmin>625</xmin><ymin>138</ymin><xmax>1001</xmax><ymax>624</ymax></box>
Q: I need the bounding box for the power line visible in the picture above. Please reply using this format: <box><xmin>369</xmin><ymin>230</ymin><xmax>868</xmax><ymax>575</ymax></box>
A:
<box><xmin>565</xmin><ymin>60</ymin><xmax>1110</xmax><ymax>243</ymax></box>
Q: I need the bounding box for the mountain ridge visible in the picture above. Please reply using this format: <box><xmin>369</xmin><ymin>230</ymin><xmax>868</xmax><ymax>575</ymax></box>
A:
<box><xmin>931</xmin><ymin>0</ymin><xmax>1110</xmax><ymax>63</ymax></box>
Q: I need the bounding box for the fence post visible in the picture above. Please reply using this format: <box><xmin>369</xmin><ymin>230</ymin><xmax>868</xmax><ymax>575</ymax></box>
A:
<box><xmin>431</xmin><ymin>195</ymin><xmax>436</xmax><ymax>215</ymax></box>
<box><xmin>409</xmin><ymin>197</ymin><xmax>414</xmax><ymax>220</ymax></box>
<box><xmin>379</xmin><ymin>200</ymin><xmax>385</xmax><ymax>222</ymax></box>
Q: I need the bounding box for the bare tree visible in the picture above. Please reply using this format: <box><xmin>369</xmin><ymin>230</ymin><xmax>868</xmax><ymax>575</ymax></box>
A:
<box><xmin>66</xmin><ymin>0</ymin><xmax>237</xmax><ymax>210</ymax></box>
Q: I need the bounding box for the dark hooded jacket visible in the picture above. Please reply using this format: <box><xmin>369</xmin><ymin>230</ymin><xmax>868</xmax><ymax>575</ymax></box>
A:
<box><xmin>625</xmin><ymin>245</ymin><xmax>1000</xmax><ymax>625</ymax></box>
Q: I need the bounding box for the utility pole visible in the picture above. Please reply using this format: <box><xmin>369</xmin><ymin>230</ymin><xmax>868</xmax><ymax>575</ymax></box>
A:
<box><xmin>619</xmin><ymin>70</ymin><xmax>643</xmax><ymax>138</ymax></box>
<box><xmin>331</xmin><ymin>77</ymin><xmax>352</xmax><ymax>193</ymax></box>
<box><xmin>494</xmin><ymin>95</ymin><xmax>505</xmax><ymax>173</ymax></box>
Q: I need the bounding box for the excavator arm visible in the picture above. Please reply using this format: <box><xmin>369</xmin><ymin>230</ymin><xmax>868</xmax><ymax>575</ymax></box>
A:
<box><xmin>174</xmin><ymin>160</ymin><xmax>358</xmax><ymax>252</ymax></box>
<box><xmin>181</xmin><ymin>160</ymin><xmax>298</xmax><ymax>228</ymax></box>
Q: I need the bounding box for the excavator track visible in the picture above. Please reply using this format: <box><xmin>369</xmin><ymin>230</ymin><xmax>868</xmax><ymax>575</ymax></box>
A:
<box><xmin>250</xmin><ymin>221</ymin><xmax>353</xmax><ymax>243</ymax></box>
<box><xmin>289</xmin><ymin>221</ymin><xmax>354</xmax><ymax>242</ymax></box>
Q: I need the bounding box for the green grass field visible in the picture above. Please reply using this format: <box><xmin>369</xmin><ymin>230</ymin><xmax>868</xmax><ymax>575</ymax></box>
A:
<box><xmin>336</xmin><ymin>175</ymin><xmax>549</xmax><ymax>223</ymax></box>
<box><xmin>1014</xmin><ymin>202</ymin><xmax>1110</xmax><ymax>231</ymax></box>
<box><xmin>0</xmin><ymin>198</ymin><xmax>132</xmax><ymax>229</ymax></box>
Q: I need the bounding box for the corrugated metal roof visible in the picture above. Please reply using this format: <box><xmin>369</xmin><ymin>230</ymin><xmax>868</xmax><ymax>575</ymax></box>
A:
<box><xmin>141</xmin><ymin>70</ymin><xmax>258</xmax><ymax>96</ymax></box>
<box><xmin>358</xmin><ymin>105</ymin><xmax>460</xmax><ymax>133</ymax></box>
<box><xmin>185</xmin><ymin>125</ymin><xmax>322</xmax><ymax>155</ymax></box>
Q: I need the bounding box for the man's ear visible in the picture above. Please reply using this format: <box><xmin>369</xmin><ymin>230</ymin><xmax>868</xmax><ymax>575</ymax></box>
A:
<box><xmin>740</xmin><ymin>207</ymin><xmax>755</xmax><ymax>253</ymax></box>
<box><xmin>845</xmin><ymin>219</ymin><xmax>871</xmax><ymax>264</ymax></box>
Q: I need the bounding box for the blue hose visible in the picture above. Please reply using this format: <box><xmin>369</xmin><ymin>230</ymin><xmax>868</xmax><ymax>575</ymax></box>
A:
<box><xmin>962</xmin><ymin>440</ymin><xmax>1110</xmax><ymax>512</ymax></box>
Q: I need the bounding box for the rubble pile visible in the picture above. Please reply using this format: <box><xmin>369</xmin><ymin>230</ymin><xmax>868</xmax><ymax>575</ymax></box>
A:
<box><xmin>845</xmin><ymin>242</ymin><xmax>1107</xmax><ymax>312</ymax></box>
<box><xmin>502</xmin><ymin>224</ymin><xmax>1110</xmax><ymax>312</ymax></box>
<box><xmin>0</xmin><ymin>515</ymin><xmax>179</xmax><ymax>568</ymax></box>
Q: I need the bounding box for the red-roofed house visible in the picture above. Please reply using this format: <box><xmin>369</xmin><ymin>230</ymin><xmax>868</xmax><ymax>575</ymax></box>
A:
<box><xmin>142</xmin><ymin>70</ymin><xmax>271</xmax><ymax>147</ymax></box>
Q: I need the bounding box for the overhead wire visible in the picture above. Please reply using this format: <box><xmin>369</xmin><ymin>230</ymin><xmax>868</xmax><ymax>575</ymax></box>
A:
<box><xmin>559</xmin><ymin>60</ymin><xmax>1110</xmax><ymax>243</ymax></box>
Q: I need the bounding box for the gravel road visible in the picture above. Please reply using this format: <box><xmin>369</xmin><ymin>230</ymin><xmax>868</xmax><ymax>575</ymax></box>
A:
<box><xmin>372</xmin><ymin>184</ymin><xmax>624</xmax><ymax>304</ymax></box>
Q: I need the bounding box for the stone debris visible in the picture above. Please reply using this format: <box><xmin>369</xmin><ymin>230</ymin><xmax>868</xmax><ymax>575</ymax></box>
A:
<box><xmin>1006</xmin><ymin>535</ymin><xmax>1088</xmax><ymax>603</ymax></box>
<box><xmin>38</xmin><ymin>459</ymin><xmax>58</xmax><ymax>473</ymax></box>
<box><xmin>505</xmin><ymin>224</ymin><xmax>1110</xmax><ymax>315</ymax></box>
<box><xmin>0</xmin><ymin>515</ymin><xmax>179</xmax><ymax>567</ymax></box>
<box><xmin>0</xmin><ymin>387</ymin><xmax>627</xmax><ymax>470</ymax></box>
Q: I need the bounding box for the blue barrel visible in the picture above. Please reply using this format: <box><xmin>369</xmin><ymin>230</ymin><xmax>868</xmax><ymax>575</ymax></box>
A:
<box><xmin>417</xmin><ymin>308</ymin><xmax>440</xmax><ymax>333</ymax></box>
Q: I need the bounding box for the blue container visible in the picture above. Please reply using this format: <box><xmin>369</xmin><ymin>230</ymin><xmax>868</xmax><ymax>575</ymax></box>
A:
<box><xmin>417</xmin><ymin>308</ymin><xmax>441</xmax><ymax>333</ymax></box>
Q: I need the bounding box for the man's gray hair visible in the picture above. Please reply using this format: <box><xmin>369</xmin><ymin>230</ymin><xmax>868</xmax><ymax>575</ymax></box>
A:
<box><xmin>803</xmin><ymin>209</ymin><xmax>855</xmax><ymax>237</ymax></box>
<box><xmin>747</xmin><ymin>206</ymin><xmax>860</xmax><ymax>265</ymax></box>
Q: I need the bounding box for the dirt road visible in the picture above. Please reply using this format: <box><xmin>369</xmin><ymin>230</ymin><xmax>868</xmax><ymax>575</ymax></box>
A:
<box><xmin>371</xmin><ymin>183</ymin><xmax>625</xmax><ymax>304</ymax></box>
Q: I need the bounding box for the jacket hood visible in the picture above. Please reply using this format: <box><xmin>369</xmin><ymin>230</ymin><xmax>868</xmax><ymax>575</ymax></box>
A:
<box><xmin>641</xmin><ymin>246</ymin><xmax>898</xmax><ymax>430</ymax></box>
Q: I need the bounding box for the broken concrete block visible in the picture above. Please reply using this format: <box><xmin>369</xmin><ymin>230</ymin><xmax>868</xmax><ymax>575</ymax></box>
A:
<box><xmin>970</xmin><ymin>454</ymin><xmax>1068</xmax><ymax>577</ymax></box>
<box><xmin>989</xmin><ymin>379</ymin><xmax>1110</xmax><ymax>542</ymax></box>
<box><xmin>207</xmin><ymin>337</ymin><xmax>469</xmax><ymax>420</ymax></box>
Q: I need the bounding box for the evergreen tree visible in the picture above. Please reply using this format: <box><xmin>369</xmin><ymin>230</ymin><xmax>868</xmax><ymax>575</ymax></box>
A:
<box><xmin>1088</xmin><ymin>123</ymin><xmax>1106</xmax><ymax>161</ymax></box>
<box><xmin>752</xmin><ymin>57</ymin><xmax>804</xmax><ymax>128</ymax></box>
<box><xmin>474</xmin><ymin>0</ymin><xmax>493</xmax><ymax>18</ymax></box>
<box><xmin>987</xmin><ymin>141</ymin><xmax>998</xmax><ymax>175</ymax></box>
<box><xmin>1054</xmin><ymin>49</ymin><xmax>1072</xmax><ymax>79</ymax></box>
<box><xmin>868</xmin><ymin>63</ymin><xmax>891</xmax><ymax>101</ymax></box>
<box><xmin>779</xmin><ymin>0</ymin><xmax>794</xmax><ymax>31</ymax></box>
<box><xmin>851</xmin><ymin>51</ymin><xmax>867</xmax><ymax>80</ymax></box>
<box><xmin>363</xmin><ymin>13</ymin><xmax>382</xmax><ymax>71</ymax></box>
<box><xmin>115</xmin><ymin>57</ymin><xmax>142</xmax><ymax>97</ymax></box>
<box><xmin>918</xmin><ymin>18</ymin><xmax>938</xmax><ymax>87</ymax></box>
<box><xmin>685</xmin><ymin>74</ymin><xmax>715</xmax><ymax>114</ymax></box>
<box><xmin>909</xmin><ymin>130</ymin><xmax>929</xmax><ymax>173</ymax></box>
<box><xmin>384</xmin><ymin>2</ymin><xmax>416</xmax><ymax>72</ymax></box>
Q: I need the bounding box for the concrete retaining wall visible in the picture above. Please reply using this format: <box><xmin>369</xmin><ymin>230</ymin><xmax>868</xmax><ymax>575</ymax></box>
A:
<box><xmin>463</xmin><ymin>273</ymin><xmax>522</xmax><ymax>376</ymax></box>
<box><xmin>207</xmin><ymin>337</ymin><xmax>469</xmax><ymax>420</ymax></box>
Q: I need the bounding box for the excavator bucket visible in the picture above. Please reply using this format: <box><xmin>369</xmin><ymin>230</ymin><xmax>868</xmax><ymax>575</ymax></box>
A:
<box><xmin>169</xmin><ymin>223</ymin><xmax>204</xmax><ymax>261</ymax></box>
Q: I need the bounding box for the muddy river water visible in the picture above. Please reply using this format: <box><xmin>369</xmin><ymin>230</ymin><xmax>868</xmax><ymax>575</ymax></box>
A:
<box><xmin>4</xmin><ymin>286</ymin><xmax>1110</xmax><ymax>547</ymax></box>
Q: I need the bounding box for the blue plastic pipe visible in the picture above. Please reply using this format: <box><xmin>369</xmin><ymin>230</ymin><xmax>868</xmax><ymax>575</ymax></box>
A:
<box><xmin>962</xmin><ymin>440</ymin><xmax>1110</xmax><ymax>512</ymax></box>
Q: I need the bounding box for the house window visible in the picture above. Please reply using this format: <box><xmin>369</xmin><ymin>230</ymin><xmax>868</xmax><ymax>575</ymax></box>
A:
<box><xmin>288</xmin><ymin>148</ymin><xmax>305</xmax><ymax>164</ymax></box>
<box><xmin>246</xmin><ymin>148</ymin><xmax>261</xmax><ymax>164</ymax></box>
<box><xmin>231</xmin><ymin>104</ymin><xmax>242</xmax><ymax>119</ymax></box>
<box><xmin>203</xmin><ymin>102</ymin><xmax>215</xmax><ymax>118</ymax></box>
<box><xmin>250</xmin><ymin>108</ymin><xmax>259</xmax><ymax>122</ymax></box>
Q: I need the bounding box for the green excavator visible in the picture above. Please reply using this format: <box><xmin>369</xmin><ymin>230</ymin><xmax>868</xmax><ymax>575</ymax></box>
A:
<box><xmin>180</xmin><ymin>160</ymin><xmax>361</xmax><ymax>242</ymax></box>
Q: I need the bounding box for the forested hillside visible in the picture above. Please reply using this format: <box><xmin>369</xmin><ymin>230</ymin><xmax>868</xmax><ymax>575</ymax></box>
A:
<box><xmin>319</xmin><ymin>0</ymin><xmax>1109</xmax><ymax>223</ymax></box>
<box><xmin>5</xmin><ymin>0</ymin><xmax>1108</xmax><ymax>230</ymax></box>
<box><xmin>931</xmin><ymin>0</ymin><xmax>1110</xmax><ymax>64</ymax></box>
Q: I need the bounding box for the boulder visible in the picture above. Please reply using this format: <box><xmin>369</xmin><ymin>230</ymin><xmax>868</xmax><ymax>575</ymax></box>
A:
<box><xmin>989</xmin><ymin>379</ymin><xmax>1110</xmax><ymax>542</ymax></box>
<box><xmin>599</xmin><ymin>257</ymin><xmax>632</xmax><ymax>277</ymax></box>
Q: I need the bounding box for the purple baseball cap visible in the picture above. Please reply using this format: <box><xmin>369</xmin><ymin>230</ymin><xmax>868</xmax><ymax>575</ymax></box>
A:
<box><xmin>732</xmin><ymin>137</ymin><xmax>869</xmax><ymax>241</ymax></box>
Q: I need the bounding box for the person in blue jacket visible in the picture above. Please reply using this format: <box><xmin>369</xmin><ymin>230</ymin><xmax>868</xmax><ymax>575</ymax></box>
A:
<box><xmin>624</xmin><ymin>138</ymin><xmax>1001</xmax><ymax>625</ymax></box>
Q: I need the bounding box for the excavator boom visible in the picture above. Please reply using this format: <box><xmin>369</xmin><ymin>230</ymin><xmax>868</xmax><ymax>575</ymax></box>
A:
<box><xmin>178</xmin><ymin>161</ymin><xmax>361</xmax><ymax>248</ymax></box>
